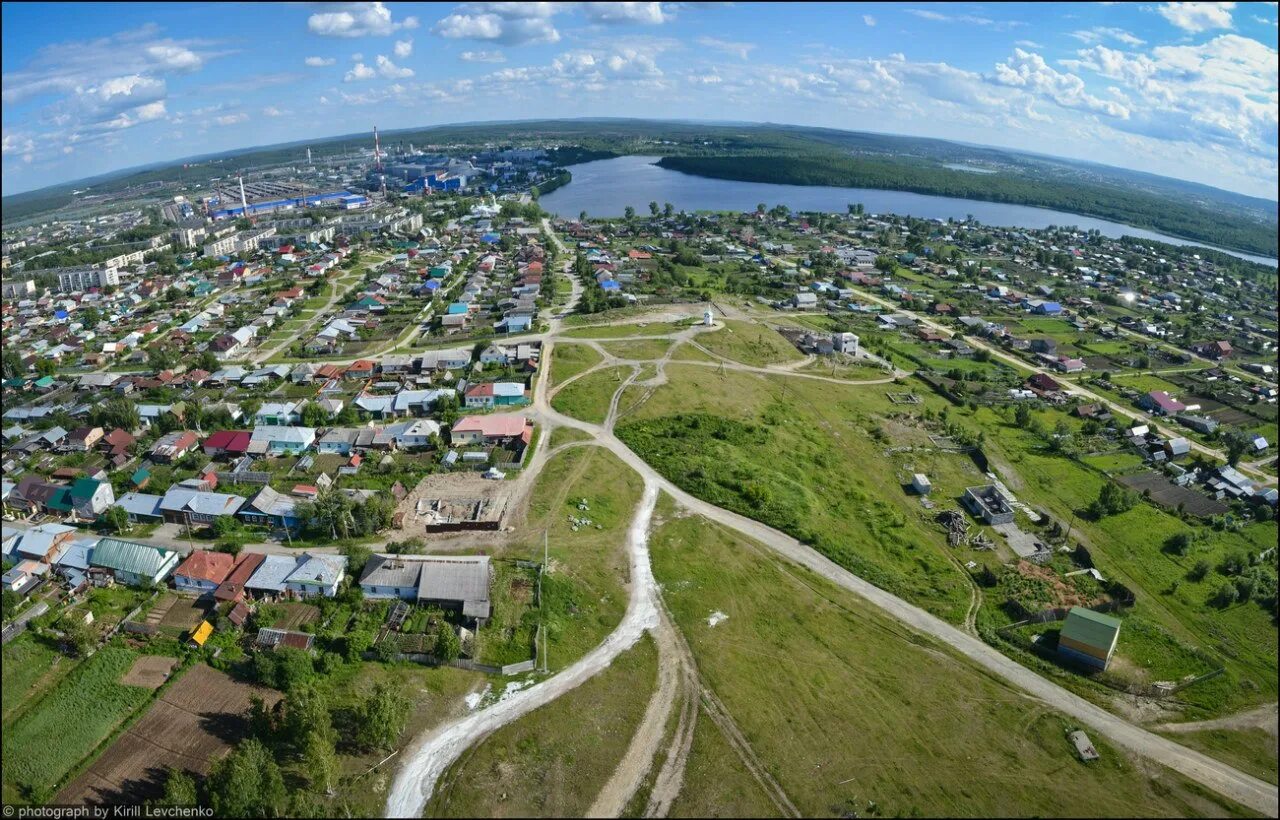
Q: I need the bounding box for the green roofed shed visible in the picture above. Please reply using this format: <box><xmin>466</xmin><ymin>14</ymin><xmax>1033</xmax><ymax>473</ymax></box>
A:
<box><xmin>1058</xmin><ymin>607</ymin><xmax>1121</xmax><ymax>671</ymax></box>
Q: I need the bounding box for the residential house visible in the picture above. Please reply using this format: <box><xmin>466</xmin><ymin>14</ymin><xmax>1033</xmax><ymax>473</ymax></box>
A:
<box><xmin>358</xmin><ymin>554</ymin><xmax>491</xmax><ymax>621</ymax></box>
<box><xmin>284</xmin><ymin>553</ymin><xmax>347</xmax><ymax>598</ymax></box>
<box><xmin>1057</xmin><ymin>607</ymin><xmax>1121</xmax><ymax>671</ymax></box>
<box><xmin>202</xmin><ymin>430</ymin><xmax>252</xmax><ymax>458</ymax></box>
<box><xmin>159</xmin><ymin>486</ymin><xmax>246</xmax><ymax>525</ymax></box>
<box><xmin>450</xmin><ymin>414</ymin><xmax>531</xmax><ymax>446</ymax></box>
<box><xmin>150</xmin><ymin>430</ymin><xmax>199</xmax><ymax>463</ymax></box>
<box><xmin>248</xmin><ymin>425</ymin><xmax>316</xmax><ymax>455</ymax></box>
<box><xmin>238</xmin><ymin>486</ymin><xmax>301</xmax><ymax>531</ymax></box>
<box><xmin>90</xmin><ymin>537</ymin><xmax>179</xmax><ymax>586</ymax></box>
<box><xmin>464</xmin><ymin>382</ymin><xmax>529</xmax><ymax>408</ymax></box>
<box><xmin>173</xmin><ymin>549</ymin><xmax>235</xmax><ymax>596</ymax></box>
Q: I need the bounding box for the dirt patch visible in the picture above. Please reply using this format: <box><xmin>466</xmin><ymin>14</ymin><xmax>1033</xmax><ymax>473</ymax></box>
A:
<box><xmin>56</xmin><ymin>665</ymin><xmax>283</xmax><ymax>806</ymax></box>
<box><xmin>121</xmin><ymin>656</ymin><xmax>178</xmax><ymax>689</ymax></box>
<box><xmin>1014</xmin><ymin>561</ymin><xmax>1102</xmax><ymax>610</ymax></box>
<box><xmin>1117</xmin><ymin>472</ymin><xmax>1228</xmax><ymax>517</ymax></box>
<box><xmin>158</xmin><ymin>597</ymin><xmax>212</xmax><ymax>633</ymax></box>
<box><xmin>274</xmin><ymin>602</ymin><xmax>320</xmax><ymax>630</ymax></box>
<box><xmin>396</xmin><ymin>471</ymin><xmax>516</xmax><ymax>534</ymax></box>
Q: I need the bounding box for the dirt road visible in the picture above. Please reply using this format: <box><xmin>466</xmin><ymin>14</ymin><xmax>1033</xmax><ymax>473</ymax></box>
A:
<box><xmin>385</xmin><ymin>480</ymin><xmax>662</xmax><ymax>818</ymax></box>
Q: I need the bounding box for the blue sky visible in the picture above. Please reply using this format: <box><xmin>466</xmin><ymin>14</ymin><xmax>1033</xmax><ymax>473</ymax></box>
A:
<box><xmin>2</xmin><ymin>2</ymin><xmax>1277</xmax><ymax>198</ymax></box>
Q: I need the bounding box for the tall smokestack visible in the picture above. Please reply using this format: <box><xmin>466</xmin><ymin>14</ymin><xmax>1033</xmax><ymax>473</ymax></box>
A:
<box><xmin>238</xmin><ymin>176</ymin><xmax>250</xmax><ymax>222</ymax></box>
<box><xmin>374</xmin><ymin>125</ymin><xmax>382</xmax><ymax>172</ymax></box>
<box><xmin>306</xmin><ymin>147</ymin><xmax>312</xmax><ymax>166</ymax></box>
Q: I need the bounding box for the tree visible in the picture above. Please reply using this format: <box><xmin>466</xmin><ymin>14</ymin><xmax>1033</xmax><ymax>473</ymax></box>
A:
<box><xmin>1165</xmin><ymin>531</ymin><xmax>1196</xmax><ymax>556</ymax></box>
<box><xmin>197</xmin><ymin>350</ymin><xmax>220</xmax><ymax>372</ymax></box>
<box><xmin>154</xmin><ymin>767</ymin><xmax>199</xmax><ymax>807</ymax></box>
<box><xmin>433</xmin><ymin>624</ymin><xmax>461</xmax><ymax>663</ymax></box>
<box><xmin>354</xmin><ymin>683</ymin><xmax>409</xmax><ymax>751</ymax></box>
<box><xmin>206</xmin><ymin>738</ymin><xmax>287</xmax><ymax>818</ymax></box>
<box><xmin>300</xmin><ymin>401</ymin><xmax>330</xmax><ymax>428</ymax></box>
<box><xmin>93</xmin><ymin>396</ymin><xmax>141</xmax><ymax>432</ymax></box>
<box><xmin>648</xmin><ymin>201</ymin><xmax>659</xmax><ymax>217</ymax></box>
<box><xmin>1087</xmin><ymin>482</ymin><xmax>1136</xmax><ymax>519</ymax></box>
<box><xmin>663</xmin><ymin>202</ymin><xmax>674</xmax><ymax>218</ymax></box>
<box><xmin>624</xmin><ymin>205</ymin><xmax>635</xmax><ymax>222</ymax></box>
<box><xmin>60</xmin><ymin>616</ymin><xmax>95</xmax><ymax>657</ymax></box>
<box><xmin>1014</xmin><ymin>403</ymin><xmax>1032</xmax><ymax>428</ymax></box>
<box><xmin>302</xmin><ymin>729</ymin><xmax>338</xmax><ymax>795</ymax></box>
<box><xmin>283</xmin><ymin>682</ymin><xmax>332</xmax><ymax>749</ymax></box>
<box><xmin>1223</xmin><ymin>431</ymin><xmax>1250</xmax><ymax>467</ymax></box>
<box><xmin>212</xmin><ymin>515</ymin><xmax>240</xmax><ymax>539</ymax></box>
<box><xmin>102</xmin><ymin>505</ymin><xmax>130</xmax><ymax>535</ymax></box>
<box><xmin>3</xmin><ymin>347</ymin><xmax>26</xmax><ymax>379</ymax></box>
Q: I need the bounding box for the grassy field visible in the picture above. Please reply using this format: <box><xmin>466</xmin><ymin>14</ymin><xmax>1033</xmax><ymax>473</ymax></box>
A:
<box><xmin>2</xmin><ymin>645</ymin><xmax>153</xmax><ymax>803</ymax></box>
<box><xmin>547</xmin><ymin>426</ymin><xmax>594</xmax><ymax>448</ymax></box>
<box><xmin>306</xmin><ymin>661</ymin><xmax>483</xmax><ymax>818</ymax></box>
<box><xmin>1</xmin><ymin>637</ymin><xmax>76</xmax><ymax>723</ymax></box>
<box><xmin>695</xmin><ymin>320</ymin><xmax>803</xmax><ymax>367</ymax></box>
<box><xmin>796</xmin><ymin>357</ymin><xmax>893</xmax><ymax>380</ymax></box>
<box><xmin>428</xmin><ymin>634</ymin><xmax>658</xmax><ymax>818</ymax></box>
<box><xmin>548</xmin><ymin>342</ymin><xmax>602</xmax><ymax>388</ymax></box>
<box><xmin>668</xmin><ymin>341</ymin><xmax>719</xmax><ymax>362</ymax></box>
<box><xmin>561</xmin><ymin>320</ymin><xmax>691</xmax><ymax>338</ymax></box>
<box><xmin>1157</xmin><ymin>727</ymin><xmax>1278</xmax><ymax>786</ymax></box>
<box><xmin>600</xmin><ymin>338</ymin><xmax>674</xmax><ymax>360</ymax></box>
<box><xmin>649</xmin><ymin>500</ymin><xmax>1255</xmax><ymax>818</ymax></box>
<box><xmin>616</xmin><ymin>365</ymin><xmax>972</xmax><ymax>622</ymax></box>
<box><xmin>551</xmin><ymin>365</ymin><xmax>632</xmax><ymax>425</ymax></box>
<box><xmin>666</xmin><ymin>705</ymin><xmax>780</xmax><ymax>818</ymax></box>
<box><xmin>970</xmin><ymin>401</ymin><xmax>1278</xmax><ymax>717</ymax></box>
<box><xmin>504</xmin><ymin>444</ymin><xmax>645</xmax><ymax>671</ymax></box>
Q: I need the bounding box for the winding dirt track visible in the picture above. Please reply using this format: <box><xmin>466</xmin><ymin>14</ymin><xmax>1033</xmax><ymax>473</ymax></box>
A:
<box><xmin>385</xmin><ymin>270</ymin><xmax>1279</xmax><ymax>817</ymax></box>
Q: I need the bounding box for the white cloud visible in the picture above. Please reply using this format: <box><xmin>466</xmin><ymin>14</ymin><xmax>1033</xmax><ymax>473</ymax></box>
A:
<box><xmin>990</xmin><ymin>49</ymin><xmax>1129</xmax><ymax>118</ymax></box>
<box><xmin>433</xmin><ymin>12</ymin><xmax>560</xmax><ymax>44</ymax></box>
<box><xmin>863</xmin><ymin>15</ymin><xmax>876</xmax><ymax>26</ymax></box>
<box><xmin>262</xmin><ymin>106</ymin><xmax>285</xmax><ymax>117</ymax></box>
<box><xmin>305</xmin><ymin>56</ymin><xmax>336</xmax><ymax>67</ymax></box>
<box><xmin>394</xmin><ymin>38</ymin><xmax>413</xmax><ymax>58</ymax></box>
<box><xmin>460</xmin><ymin>50</ymin><xmax>506</xmax><ymax>62</ymax></box>
<box><xmin>375</xmin><ymin>54</ymin><xmax>415</xmax><ymax>78</ymax></box>
<box><xmin>144</xmin><ymin>44</ymin><xmax>203</xmax><ymax>71</ymax></box>
<box><xmin>215</xmin><ymin>112</ymin><xmax>249</xmax><ymax>126</ymax></box>
<box><xmin>1157</xmin><ymin>2</ymin><xmax>1235</xmax><ymax>33</ymax></box>
<box><xmin>308</xmin><ymin>2</ymin><xmax>419</xmax><ymax>37</ymax></box>
<box><xmin>1070</xmin><ymin>27</ymin><xmax>1146</xmax><ymax>46</ymax></box>
<box><xmin>905</xmin><ymin>8</ymin><xmax>1023</xmax><ymax>30</ymax></box>
<box><xmin>1015</xmin><ymin>40</ymin><xmax>1045</xmax><ymax>48</ymax></box>
<box><xmin>695</xmin><ymin>36</ymin><xmax>755</xmax><ymax>60</ymax></box>
<box><xmin>582</xmin><ymin>2</ymin><xmax>669</xmax><ymax>25</ymax></box>
<box><xmin>344</xmin><ymin>62</ymin><xmax>377</xmax><ymax>82</ymax></box>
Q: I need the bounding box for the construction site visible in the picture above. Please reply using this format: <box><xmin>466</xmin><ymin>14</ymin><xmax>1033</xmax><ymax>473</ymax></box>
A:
<box><xmin>397</xmin><ymin>471</ymin><xmax>513</xmax><ymax>534</ymax></box>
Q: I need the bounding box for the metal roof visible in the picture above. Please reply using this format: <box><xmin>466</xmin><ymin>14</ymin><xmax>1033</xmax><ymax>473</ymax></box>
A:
<box><xmin>1060</xmin><ymin>607</ymin><xmax>1121</xmax><ymax>650</ymax></box>
<box><xmin>91</xmin><ymin>537</ymin><xmax>177</xmax><ymax>577</ymax></box>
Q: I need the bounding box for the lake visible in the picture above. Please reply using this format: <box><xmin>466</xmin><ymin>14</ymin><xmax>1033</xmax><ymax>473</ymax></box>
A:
<box><xmin>540</xmin><ymin>155</ymin><xmax>1278</xmax><ymax>267</ymax></box>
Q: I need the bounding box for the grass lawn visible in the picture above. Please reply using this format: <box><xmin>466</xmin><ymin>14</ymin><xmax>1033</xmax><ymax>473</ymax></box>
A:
<box><xmin>696</xmin><ymin>320</ymin><xmax>803</xmax><ymax>367</ymax></box>
<box><xmin>616</xmin><ymin>365</ymin><xmax>971</xmax><ymax>622</ymax></box>
<box><xmin>649</xmin><ymin>500</ymin><xmax>1255</xmax><ymax>818</ymax></box>
<box><xmin>551</xmin><ymin>365</ymin><xmax>632</xmax><ymax>425</ymax></box>
<box><xmin>796</xmin><ymin>357</ymin><xmax>893</xmax><ymax>380</ymax></box>
<box><xmin>428</xmin><ymin>634</ymin><xmax>657</xmax><ymax>818</ymax></box>
<box><xmin>549</xmin><ymin>342</ymin><xmax>602</xmax><ymax>388</ymax></box>
<box><xmin>548</xmin><ymin>426</ymin><xmax>593</xmax><ymax>448</ymax></box>
<box><xmin>561</xmin><ymin>319</ymin><xmax>691</xmax><ymax>337</ymax></box>
<box><xmin>2</xmin><ymin>645</ymin><xmax>153</xmax><ymax>804</ymax></box>
<box><xmin>668</xmin><ymin>340</ymin><xmax>719</xmax><ymax>362</ymax></box>
<box><xmin>600</xmin><ymin>338</ymin><xmax>674</xmax><ymax>360</ymax></box>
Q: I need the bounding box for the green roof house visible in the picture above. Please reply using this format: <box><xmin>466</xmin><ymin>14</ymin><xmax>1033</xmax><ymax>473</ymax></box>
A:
<box><xmin>69</xmin><ymin>477</ymin><xmax>115</xmax><ymax>519</ymax></box>
<box><xmin>90</xmin><ymin>537</ymin><xmax>179</xmax><ymax>586</ymax></box>
<box><xmin>1058</xmin><ymin>607</ymin><xmax>1122</xmax><ymax>671</ymax></box>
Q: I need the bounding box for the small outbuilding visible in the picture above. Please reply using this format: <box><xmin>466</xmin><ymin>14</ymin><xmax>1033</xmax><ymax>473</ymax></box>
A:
<box><xmin>1058</xmin><ymin>607</ymin><xmax>1121</xmax><ymax>671</ymax></box>
<box><xmin>911</xmin><ymin>474</ymin><xmax>932</xmax><ymax>495</ymax></box>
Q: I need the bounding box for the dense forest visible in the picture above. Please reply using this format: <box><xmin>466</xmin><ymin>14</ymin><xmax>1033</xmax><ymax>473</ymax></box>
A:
<box><xmin>656</xmin><ymin>155</ymin><xmax>1278</xmax><ymax>258</ymax></box>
